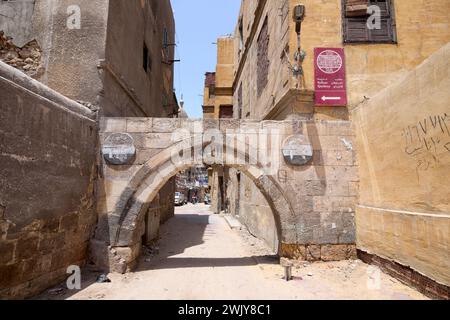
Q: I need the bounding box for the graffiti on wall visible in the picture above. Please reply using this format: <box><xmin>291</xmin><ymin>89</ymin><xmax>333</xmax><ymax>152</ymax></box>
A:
<box><xmin>401</xmin><ymin>113</ymin><xmax>450</xmax><ymax>173</ymax></box>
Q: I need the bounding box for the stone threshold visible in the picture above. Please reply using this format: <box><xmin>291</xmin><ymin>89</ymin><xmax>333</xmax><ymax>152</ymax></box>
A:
<box><xmin>280</xmin><ymin>243</ymin><xmax>357</xmax><ymax>262</ymax></box>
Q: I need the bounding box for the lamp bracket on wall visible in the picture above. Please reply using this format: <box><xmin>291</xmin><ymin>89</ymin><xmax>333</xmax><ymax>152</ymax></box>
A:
<box><xmin>162</xmin><ymin>59</ymin><xmax>181</xmax><ymax>65</ymax></box>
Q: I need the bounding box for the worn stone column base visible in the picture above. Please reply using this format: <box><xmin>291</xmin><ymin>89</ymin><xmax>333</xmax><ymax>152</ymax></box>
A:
<box><xmin>358</xmin><ymin>250</ymin><xmax>450</xmax><ymax>300</ymax></box>
<box><xmin>89</xmin><ymin>239</ymin><xmax>141</xmax><ymax>274</ymax></box>
<box><xmin>280</xmin><ymin>243</ymin><xmax>357</xmax><ymax>261</ymax></box>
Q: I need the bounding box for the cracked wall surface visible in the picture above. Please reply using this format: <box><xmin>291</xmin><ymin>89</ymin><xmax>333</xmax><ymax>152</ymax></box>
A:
<box><xmin>0</xmin><ymin>0</ymin><xmax>35</xmax><ymax>48</ymax></box>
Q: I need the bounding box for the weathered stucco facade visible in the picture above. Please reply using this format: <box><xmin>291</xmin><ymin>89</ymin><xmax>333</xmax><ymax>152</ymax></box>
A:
<box><xmin>233</xmin><ymin>0</ymin><xmax>450</xmax><ymax>120</ymax></box>
<box><xmin>353</xmin><ymin>43</ymin><xmax>450</xmax><ymax>296</ymax></box>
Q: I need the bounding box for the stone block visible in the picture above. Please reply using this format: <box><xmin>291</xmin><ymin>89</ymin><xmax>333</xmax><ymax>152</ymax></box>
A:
<box><xmin>12</xmin><ymin>267</ymin><xmax>69</xmax><ymax>300</ymax></box>
<box><xmin>88</xmin><ymin>239</ymin><xmax>110</xmax><ymax>270</ymax></box>
<box><xmin>295</xmin><ymin>195</ymin><xmax>314</xmax><ymax>213</ymax></box>
<box><xmin>65</xmin><ymin>241</ymin><xmax>88</xmax><ymax>263</ymax></box>
<box><xmin>125</xmin><ymin>133</ymin><xmax>146</xmax><ymax>149</ymax></box>
<box><xmin>38</xmin><ymin>232</ymin><xmax>65</xmax><ymax>254</ymax></box>
<box><xmin>102</xmin><ymin>164</ymin><xmax>140</xmax><ymax>181</ymax></box>
<box><xmin>280</xmin><ymin>226</ymin><xmax>298</xmax><ymax>243</ymax></box>
<box><xmin>21</xmin><ymin>256</ymin><xmax>48</xmax><ymax>282</ymax></box>
<box><xmin>304</xmin><ymin>180</ymin><xmax>327</xmax><ymax>196</ymax></box>
<box><xmin>306</xmin><ymin>245</ymin><xmax>321</xmax><ymax>261</ymax></box>
<box><xmin>152</xmin><ymin>118</ymin><xmax>180</xmax><ymax>133</ymax></box>
<box><xmin>59</xmin><ymin>212</ymin><xmax>79</xmax><ymax>232</ymax></box>
<box><xmin>0</xmin><ymin>241</ymin><xmax>15</xmax><ymax>265</ymax></box>
<box><xmin>126</xmin><ymin>118</ymin><xmax>152</xmax><ymax>133</ymax></box>
<box><xmin>323</xmin><ymin>166</ymin><xmax>359</xmax><ymax>182</ymax></box>
<box><xmin>326</xmin><ymin>180</ymin><xmax>350</xmax><ymax>197</ymax></box>
<box><xmin>313</xmin><ymin>196</ymin><xmax>356</xmax><ymax>213</ymax></box>
<box><xmin>0</xmin><ymin>221</ymin><xmax>8</xmax><ymax>241</ymax></box>
<box><xmin>0</xmin><ymin>263</ymin><xmax>24</xmax><ymax>287</ymax></box>
<box><xmin>219</xmin><ymin>119</ymin><xmax>240</xmax><ymax>131</ymax></box>
<box><xmin>134</xmin><ymin>148</ymin><xmax>161</xmax><ymax>165</ymax></box>
<box><xmin>239</xmin><ymin>120</ymin><xmax>260</xmax><ymax>131</ymax></box>
<box><xmin>49</xmin><ymin>249</ymin><xmax>66</xmax><ymax>271</ymax></box>
<box><xmin>144</xmin><ymin>133</ymin><xmax>175</xmax><ymax>149</ymax></box>
<box><xmin>203</xmin><ymin>119</ymin><xmax>219</xmax><ymax>130</ymax></box>
<box><xmin>41</xmin><ymin>217</ymin><xmax>60</xmax><ymax>233</ymax></box>
<box><xmin>16</xmin><ymin>234</ymin><xmax>39</xmax><ymax>260</ymax></box>
<box><xmin>180</xmin><ymin>119</ymin><xmax>204</xmax><ymax>133</ymax></box>
<box><xmin>323</xmin><ymin>150</ymin><xmax>355</xmax><ymax>166</ymax></box>
<box><xmin>100</xmin><ymin>118</ymin><xmax>126</xmax><ymax>133</ymax></box>
<box><xmin>103</xmin><ymin>178</ymin><xmax>131</xmax><ymax>198</ymax></box>
<box><xmin>280</xmin><ymin>244</ymin><xmax>306</xmax><ymax>260</ymax></box>
<box><xmin>321</xmin><ymin>244</ymin><xmax>357</xmax><ymax>261</ymax></box>
<box><xmin>261</xmin><ymin>120</ymin><xmax>282</xmax><ymax>131</ymax></box>
<box><xmin>114</xmin><ymin>243</ymin><xmax>141</xmax><ymax>265</ymax></box>
<box><xmin>311</xmin><ymin>149</ymin><xmax>324</xmax><ymax>165</ymax></box>
<box><xmin>308</xmin><ymin>121</ymin><xmax>354</xmax><ymax>136</ymax></box>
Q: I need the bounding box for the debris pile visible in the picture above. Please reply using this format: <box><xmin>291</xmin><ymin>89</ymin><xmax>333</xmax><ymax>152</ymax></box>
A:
<box><xmin>0</xmin><ymin>31</ymin><xmax>43</xmax><ymax>77</ymax></box>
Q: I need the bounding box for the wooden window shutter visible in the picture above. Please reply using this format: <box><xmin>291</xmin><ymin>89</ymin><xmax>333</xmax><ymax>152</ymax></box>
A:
<box><xmin>257</xmin><ymin>17</ymin><xmax>269</xmax><ymax>97</ymax></box>
<box><xmin>345</xmin><ymin>18</ymin><xmax>370</xmax><ymax>42</ymax></box>
<box><xmin>343</xmin><ymin>0</ymin><xmax>397</xmax><ymax>43</ymax></box>
<box><xmin>219</xmin><ymin>105</ymin><xmax>233</xmax><ymax>119</ymax></box>
<box><xmin>346</xmin><ymin>0</ymin><xmax>369</xmax><ymax>17</ymax></box>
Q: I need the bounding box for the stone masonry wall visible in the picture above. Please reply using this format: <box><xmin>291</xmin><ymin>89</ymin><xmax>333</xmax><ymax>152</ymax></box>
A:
<box><xmin>0</xmin><ymin>62</ymin><xmax>98</xmax><ymax>299</ymax></box>
<box><xmin>251</xmin><ymin>120</ymin><xmax>359</xmax><ymax>261</ymax></box>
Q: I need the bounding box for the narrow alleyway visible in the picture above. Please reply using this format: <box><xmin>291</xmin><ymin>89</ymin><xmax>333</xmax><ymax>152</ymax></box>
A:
<box><xmin>36</xmin><ymin>204</ymin><xmax>427</xmax><ymax>300</ymax></box>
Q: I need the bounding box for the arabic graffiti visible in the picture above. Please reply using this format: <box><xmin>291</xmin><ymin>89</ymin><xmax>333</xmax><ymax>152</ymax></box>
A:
<box><xmin>401</xmin><ymin>113</ymin><xmax>450</xmax><ymax>172</ymax></box>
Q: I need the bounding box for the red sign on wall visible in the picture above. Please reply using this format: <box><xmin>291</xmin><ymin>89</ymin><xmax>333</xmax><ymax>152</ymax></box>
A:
<box><xmin>314</xmin><ymin>48</ymin><xmax>347</xmax><ymax>106</ymax></box>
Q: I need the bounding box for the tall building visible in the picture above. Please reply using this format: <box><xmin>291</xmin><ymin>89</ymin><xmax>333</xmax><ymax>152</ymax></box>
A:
<box><xmin>202</xmin><ymin>36</ymin><xmax>236</xmax><ymax>214</ymax></box>
<box><xmin>225</xmin><ymin>0</ymin><xmax>450</xmax><ymax>289</ymax></box>
<box><xmin>0</xmin><ymin>0</ymin><xmax>178</xmax><ymax>118</ymax></box>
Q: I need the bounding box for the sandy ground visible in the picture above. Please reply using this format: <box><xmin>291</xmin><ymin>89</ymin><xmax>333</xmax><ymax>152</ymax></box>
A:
<box><xmin>35</xmin><ymin>204</ymin><xmax>427</xmax><ymax>300</ymax></box>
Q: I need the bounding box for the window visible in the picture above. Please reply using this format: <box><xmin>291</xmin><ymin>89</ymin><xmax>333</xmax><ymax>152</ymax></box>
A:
<box><xmin>342</xmin><ymin>0</ymin><xmax>397</xmax><ymax>44</ymax></box>
<box><xmin>219</xmin><ymin>105</ymin><xmax>233</xmax><ymax>119</ymax></box>
<box><xmin>143</xmin><ymin>43</ymin><xmax>151</xmax><ymax>73</ymax></box>
<box><xmin>150</xmin><ymin>0</ymin><xmax>158</xmax><ymax>16</ymax></box>
<box><xmin>238</xmin><ymin>18</ymin><xmax>244</xmax><ymax>52</ymax></box>
<box><xmin>237</xmin><ymin>83</ymin><xmax>243</xmax><ymax>119</ymax></box>
<box><xmin>163</xmin><ymin>27</ymin><xmax>169</xmax><ymax>57</ymax></box>
<box><xmin>257</xmin><ymin>17</ymin><xmax>269</xmax><ymax>97</ymax></box>
<box><xmin>208</xmin><ymin>84</ymin><xmax>215</xmax><ymax>98</ymax></box>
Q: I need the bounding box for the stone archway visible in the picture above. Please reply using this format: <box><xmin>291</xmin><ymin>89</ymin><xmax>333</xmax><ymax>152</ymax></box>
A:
<box><xmin>107</xmin><ymin>136</ymin><xmax>295</xmax><ymax>271</ymax></box>
<box><xmin>93</xmin><ymin>117</ymin><xmax>358</xmax><ymax>272</ymax></box>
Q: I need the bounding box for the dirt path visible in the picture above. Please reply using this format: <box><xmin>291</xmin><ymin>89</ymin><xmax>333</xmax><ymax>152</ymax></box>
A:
<box><xmin>36</xmin><ymin>204</ymin><xmax>427</xmax><ymax>300</ymax></box>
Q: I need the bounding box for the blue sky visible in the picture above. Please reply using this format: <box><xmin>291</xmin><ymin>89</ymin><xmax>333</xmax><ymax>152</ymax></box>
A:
<box><xmin>171</xmin><ymin>0</ymin><xmax>241</xmax><ymax>119</ymax></box>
